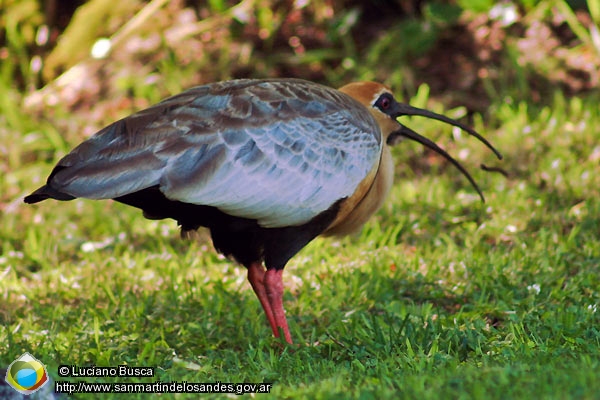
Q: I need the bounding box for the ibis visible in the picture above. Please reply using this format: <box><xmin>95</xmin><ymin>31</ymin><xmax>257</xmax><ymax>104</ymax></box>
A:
<box><xmin>25</xmin><ymin>78</ymin><xmax>501</xmax><ymax>344</ymax></box>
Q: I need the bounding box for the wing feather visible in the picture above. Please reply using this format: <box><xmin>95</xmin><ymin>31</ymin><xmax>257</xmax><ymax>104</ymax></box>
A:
<box><xmin>47</xmin><ymin>79</ymin><xmax>382</xmax><ymax>227</ymax></box>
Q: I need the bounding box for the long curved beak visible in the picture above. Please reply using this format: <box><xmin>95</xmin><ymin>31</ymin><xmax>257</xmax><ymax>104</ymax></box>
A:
<box><xmin>387</xmin><ymin>103</ymin><xmax>502</xmax><ymax>203</ymax></box>
<box><xmin>391</xmin><ymin>103</ymin><xmax>503</xmax><ymax>160</ymax></box>
<box><xmin>390</xmin><ymin>125</ymin><xmax>487</xmax><ymax>202</ymax></box>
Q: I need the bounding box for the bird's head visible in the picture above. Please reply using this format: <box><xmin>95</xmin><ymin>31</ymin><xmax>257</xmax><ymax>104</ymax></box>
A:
<box><xmin>338</xmin><ymin>81</ymin><xmax>503</xmax><ymax>202</ymax></box>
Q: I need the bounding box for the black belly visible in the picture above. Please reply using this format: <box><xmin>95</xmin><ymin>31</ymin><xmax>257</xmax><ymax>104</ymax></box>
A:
<box><xmin>114</xmin><ymin>186</ymin><xmax>341</xmax><ymax>269</ymax></box>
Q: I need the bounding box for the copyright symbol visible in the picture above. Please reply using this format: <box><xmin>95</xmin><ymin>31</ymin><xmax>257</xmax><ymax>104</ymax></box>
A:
<box><xmin>58</xmin><ymin>365</ymin><xmax>70</xmax><ymax>377</ymax></box>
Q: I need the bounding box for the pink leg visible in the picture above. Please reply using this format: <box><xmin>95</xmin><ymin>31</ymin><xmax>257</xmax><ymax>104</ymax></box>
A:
<box><xmin>247</xmin><ymin>262</ymin><xmax>279</xmax><ymax>337</ymax></box>
<box><xmin>246</xmin><ymin>264</ymin><xmax>293</xmax><ymax>344</ymax></box>
<box><xmin>264</xmin><ymin>269</ymin><xmax>292</xmax><ymax>344</ymax></box>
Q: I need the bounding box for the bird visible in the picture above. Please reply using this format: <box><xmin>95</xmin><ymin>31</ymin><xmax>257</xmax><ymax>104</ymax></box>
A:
<box><xmin>25</xmin><ymin>78</ymin><xmax>502</xmax><ymax>344</ymax></box>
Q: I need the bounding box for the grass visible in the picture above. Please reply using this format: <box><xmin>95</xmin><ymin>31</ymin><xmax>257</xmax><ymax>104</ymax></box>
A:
<box><xmin>2</xmin><ymin>1</ymin><xmax>600</xmax><ymax>399</ymax></box>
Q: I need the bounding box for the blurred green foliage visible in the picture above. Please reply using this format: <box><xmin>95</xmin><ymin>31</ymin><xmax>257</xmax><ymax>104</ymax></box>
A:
<box><xmin>1</xmin><ymin>0</ymin><xmax>43</xmax><ymax>88</ymax></box>
<box><xmin>1</xmin><ymin>0</ymin><xmax>598</xmax><ymax>103</ymax></box>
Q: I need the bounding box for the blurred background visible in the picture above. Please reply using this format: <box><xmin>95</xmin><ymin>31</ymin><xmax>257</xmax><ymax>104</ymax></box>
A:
<box><xmin>2</xmin><ymin>0</ymin><xmax>599</xmax><ymax>178</ymax></box>
<box><xmin>2</xmin><ymin>0</ymin><xmax>599</xmax><ymax>167</ymax></box>
<box><xmin>3</xmin><ymin>1</ymin><xmax>599</xmax><ymax>115</ymax></box>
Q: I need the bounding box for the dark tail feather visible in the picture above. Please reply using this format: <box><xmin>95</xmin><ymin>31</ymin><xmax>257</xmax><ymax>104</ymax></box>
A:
<box><xmin>24</xmin><ymin>185</ymin><xmax>75</xmax><ymax>204</ymax></box>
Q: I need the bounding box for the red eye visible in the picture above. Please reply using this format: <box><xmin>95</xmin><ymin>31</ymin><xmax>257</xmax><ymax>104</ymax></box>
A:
<box><xmin>375</xmin><ymin>94</ymin><xmax>395</xmax><ymax>114</ymax></box>
<box><xmin>380</xmin><ymin>97</ymin><xmax>390</xmax><ymax>109</ymax></box>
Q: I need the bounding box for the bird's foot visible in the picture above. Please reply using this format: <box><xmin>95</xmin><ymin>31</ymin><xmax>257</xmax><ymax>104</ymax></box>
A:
<box><xmin>247</xmin><ymin>263</ymin><xmax>293</xmax><ymax>344</ymax></box>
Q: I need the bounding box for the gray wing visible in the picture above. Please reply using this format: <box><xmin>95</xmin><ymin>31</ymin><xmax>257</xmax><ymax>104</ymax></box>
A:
<box><xmin>47</xmin><ymin>79</ymin><xmax>382</xmax><ymax>227</ymax></box>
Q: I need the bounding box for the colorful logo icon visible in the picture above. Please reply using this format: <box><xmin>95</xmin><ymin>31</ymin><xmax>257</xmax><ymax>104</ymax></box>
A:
<box><xmin>5</xmin><ymin>352</ymin><xmax>49</xmax><ymax>395</ymax></box>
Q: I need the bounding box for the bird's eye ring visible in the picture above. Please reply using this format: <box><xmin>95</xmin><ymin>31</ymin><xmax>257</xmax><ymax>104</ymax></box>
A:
<box><xmin>380</xmin><ymin>97</ymin><xmax>390</xmax><ymax>109</ymax></box>
<box><xmin>375</xmin><ymin>93</ymin><xmax>394</xmax><ymax>113</ymax></box>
